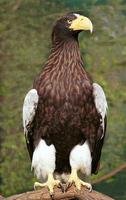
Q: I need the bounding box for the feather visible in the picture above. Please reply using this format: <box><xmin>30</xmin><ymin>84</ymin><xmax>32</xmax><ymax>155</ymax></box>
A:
<box><xmin>93</xmin><ymin>83</ymin><xmax>108</xmax><ymax>138</ymax></box>
<box><xmin>23</xmin><ymin>89</ymin><xmax>38</xmax><ymax>158</ymax></box>
<box><xmin>91</xmin><ymin>83</ymin><xmax>108</xmax><ymax>173</ymax></box>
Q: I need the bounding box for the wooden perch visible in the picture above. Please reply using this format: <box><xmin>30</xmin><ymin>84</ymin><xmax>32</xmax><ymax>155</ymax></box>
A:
<box><xmin>6</xmin><ymin>185</ymin><xmax>115</xmax><ymax>200</ymax></box>
<box><xmin>92</xmin><ymin>163</ymin><xmax>126</xmax><ymax>185</ymax></box>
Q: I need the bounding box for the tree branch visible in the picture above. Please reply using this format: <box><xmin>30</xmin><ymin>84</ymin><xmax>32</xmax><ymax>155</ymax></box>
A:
<box><xmin>4</xmin><ymin>163</ymin><xmax>126</xmax><ymax>199</ymax></box>
<box><xmin>92</xmin><ymin>163</ymin><xmax>126</xmax><ymax>185</ymax></box>
<box><xmin>6</xmin><ymin>185</ymin><xmax>114</xmax><ymax>200</ymax></box>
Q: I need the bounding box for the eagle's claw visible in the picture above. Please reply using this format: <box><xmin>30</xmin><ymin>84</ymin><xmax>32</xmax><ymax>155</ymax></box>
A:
<box><xmin>64</xmin><ymin>181</ymin><xmax>73</xmax><ymax>192</ymax></box>
<box><xmin>66</xmin><ymin>169</ymin><xmax>92</xmax><ymax>192</ymax></box>
<box><xmin>58</xmin><ymin>183</ymin><xmax>66</xmax><ymax>193</ymax></box>
<box><xmin>34</xmin><ymin>173</ymin><xmax>60</xmax><ymax>195</ymax></box>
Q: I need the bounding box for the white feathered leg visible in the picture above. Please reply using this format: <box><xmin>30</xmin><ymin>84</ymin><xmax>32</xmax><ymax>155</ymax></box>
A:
<box><xmin>32</xmin><ymin>139</ymin><xmax>60</xmax><ymax>194</ymax></box>
<box><xmin>68</xmin><ymin>140</ymin><xmax>92</xmax><ymax>191</ymax></box>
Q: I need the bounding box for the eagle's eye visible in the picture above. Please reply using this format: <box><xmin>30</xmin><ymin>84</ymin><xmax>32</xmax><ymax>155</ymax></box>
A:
<box><xmin>67</xmin><ymin>19</ymin><xmax>72</xmax><ymax>24</ymax></box>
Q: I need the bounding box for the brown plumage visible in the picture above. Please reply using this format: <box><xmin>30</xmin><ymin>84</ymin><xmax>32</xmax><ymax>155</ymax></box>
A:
<box><xmin>24</xmin><ymin>13</ymin><xmax>107</xmax><ymax>176</ymax></box>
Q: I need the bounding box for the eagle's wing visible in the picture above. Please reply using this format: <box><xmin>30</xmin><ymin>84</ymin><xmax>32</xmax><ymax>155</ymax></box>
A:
<box><xmin>23</xmin><ymin>89</ymin><xmax>39</xmax><ymax>159</ymax></box>
<box><xmin>91</xmin><ymin>83</ymin><xmax>108</xmax><ymax>174</ymax></box>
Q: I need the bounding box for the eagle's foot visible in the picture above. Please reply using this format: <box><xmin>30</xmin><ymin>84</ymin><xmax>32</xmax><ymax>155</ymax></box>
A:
<box><xmin>34</xmin><ymin>173</ymin><xmax>60</xmax><ymax>195</ymax></box>
<box><xmin>66</xmin><ymin>169</ymin><xmax>92</xmax><ymax>192</ymax></box>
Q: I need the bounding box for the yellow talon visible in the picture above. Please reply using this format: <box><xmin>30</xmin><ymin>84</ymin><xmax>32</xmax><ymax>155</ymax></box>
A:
<box><xmin>67</xmin><ymin>169</ymin><xmax>92</xmax><ymax>191</ymax></box>
<box><xmin>34</xmin><ymin>173</ymin><xmax>60</xmax><ymax>195</ymax></box>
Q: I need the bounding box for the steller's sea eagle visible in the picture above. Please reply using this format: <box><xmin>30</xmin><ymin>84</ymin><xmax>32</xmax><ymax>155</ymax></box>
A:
<box><xmin>23</xmin><ymin>13</ymin><xmax>108</xmax><ymax>195</ymax></box>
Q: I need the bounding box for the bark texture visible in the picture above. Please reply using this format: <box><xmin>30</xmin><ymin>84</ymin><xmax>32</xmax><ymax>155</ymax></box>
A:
<box><xmin>6</xmin><ymin>185</ymin><xmax>115</xmax><ymax>200</ymax></box>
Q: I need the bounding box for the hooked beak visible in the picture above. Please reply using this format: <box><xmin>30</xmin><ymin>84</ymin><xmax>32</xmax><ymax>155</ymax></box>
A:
<box><xmin>69</xmin><ymin>15</ymin><xmax>93</xmax><ymax>33</ymax></box>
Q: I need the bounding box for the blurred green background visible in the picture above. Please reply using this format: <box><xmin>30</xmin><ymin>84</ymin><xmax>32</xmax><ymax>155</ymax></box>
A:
<box><xmin>0</xmin><ymin>0</ymin><xmax>126</xmax><ymax>199</ymax></box>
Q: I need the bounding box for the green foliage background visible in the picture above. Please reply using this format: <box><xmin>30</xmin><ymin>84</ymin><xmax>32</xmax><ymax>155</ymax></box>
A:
<box><xmin>0</xmin><ymin>0</ymin><xmax>126</xmax><ymax>199</ymax></box>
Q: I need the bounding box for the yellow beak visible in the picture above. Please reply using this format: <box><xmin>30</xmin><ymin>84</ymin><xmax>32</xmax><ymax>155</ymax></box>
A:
<box><xmin>69</xmin><ymin>15</ymin><xmax>93</xmax><ymax>33</ymax></box>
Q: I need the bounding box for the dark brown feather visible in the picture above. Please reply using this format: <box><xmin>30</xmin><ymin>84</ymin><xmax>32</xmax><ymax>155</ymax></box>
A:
<box><xmin>91</xmin><ymin>115</ymin><xmax>107</xmax><ymax>174</ymax></box>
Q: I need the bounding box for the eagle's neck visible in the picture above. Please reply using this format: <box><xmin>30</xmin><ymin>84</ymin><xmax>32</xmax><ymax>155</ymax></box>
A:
<box><xmin>45</xmin><ymin>38</ymin><xmax>84</xmax><ymax>74</ymax></box>
<box><xmin>34</xmin><ymin>38</ymin><xmax>91</xmax><ymax>95</ymax></box>
<box><xmin>34</xmin><ymin>37</ymin><xmax>92</xmax><ymax>101</ymax></box>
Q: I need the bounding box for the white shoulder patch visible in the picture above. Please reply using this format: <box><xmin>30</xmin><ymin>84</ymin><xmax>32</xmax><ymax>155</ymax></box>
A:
<box><xmin>23</xmin><ymin>89</ymin><xmax>39</xmax><ymax>139</ymax></box>
<box><xmin>93</xmin><ymin>83</ymin><xmax>108</xmax><ymax>134</ymax></box>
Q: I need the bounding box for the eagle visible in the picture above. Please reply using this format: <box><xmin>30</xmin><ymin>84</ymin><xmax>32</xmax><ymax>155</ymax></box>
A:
<box><xmin>23</xmin><ymin>13</ymin><xmax>107</xmax><ymax>195</ymax></box>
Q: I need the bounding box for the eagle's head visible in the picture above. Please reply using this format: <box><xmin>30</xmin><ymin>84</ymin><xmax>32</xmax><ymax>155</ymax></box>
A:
<box><xmin>52</xmin><ymin>13</ymin><xmax>93</xmax><ymax>42</ymax></box>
